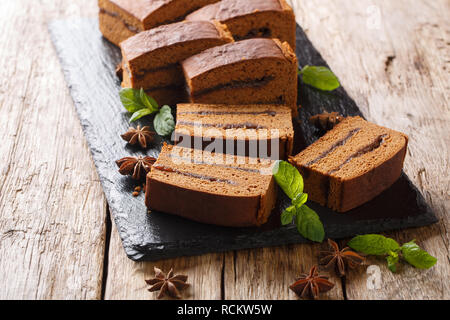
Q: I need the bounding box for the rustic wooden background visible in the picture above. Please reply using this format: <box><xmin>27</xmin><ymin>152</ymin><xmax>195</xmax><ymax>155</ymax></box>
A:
<box><xmin>0</xmin><ymin>0</ymin><xmax>448</xmax><ymax>300</ymax></box>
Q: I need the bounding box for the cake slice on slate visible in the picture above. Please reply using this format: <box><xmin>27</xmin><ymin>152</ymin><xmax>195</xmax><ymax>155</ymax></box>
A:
<box><xmin>181</xmin><ymin>38</ymin><xmax>299</xmax><ymax>116</ymax></box>
<box><xmin>174</xmin><ymin>103</ymin><xmax>294</xmax><ymax>160</ymax></box>
<box><xmin>146</xmin><ymin>144</ymin><xmax>276</xmax><ymax>227</ymax></box>
<box><xmin>289</xmin><ymin>116</ymin><xmax>408</xmax><ymax>212</ymax></box>
<box><xmin>121</xmin><ymin>20</ymin><xmax>233</xmax><ymax>105</ymax></box>
<box><xmin>98</xmin><ymin>0</ymin><xmax>220</xmax><ymax>46</ymax></box>
<box><xmin>186</xmin><ymin>0</ymin><xmax>296</xmax><ymax>49</ymax></box>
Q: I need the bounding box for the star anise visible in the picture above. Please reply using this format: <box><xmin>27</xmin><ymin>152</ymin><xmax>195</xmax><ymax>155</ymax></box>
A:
<box><xmin>320</xmin><ymin>239</ymin><xmax>364</xmax><ymax>277</ymax></box>
<box><xmin>290</xmin><ymin>266</ymin><xmax>335</xmax><ymax>300</ymax></box>
<box><xmin>121</xmin><ymin>126</ymin><xmax>155</xmax><ymax>149</ymax></box>
<box><xmin>146</xmin><ymin>267</ymin><xmax>189</xmax><ymax>299</ymax></box>
<box><xmin>116</xmin><ymin>156</ymin><xmax>156</xmax><ymax>180</ymax></box>
<box><xmin>310</xmin><ymin>112</ymin><xmax>344</xmax><ymax>131</ymax></box>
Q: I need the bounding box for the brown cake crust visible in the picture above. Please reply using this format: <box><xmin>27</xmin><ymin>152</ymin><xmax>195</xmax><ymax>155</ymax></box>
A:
<box><xmin>98</xmin><ymin>0</ymin><xmax>221</xmax><ymax>46</ymax></box>
<box><xmin>146</xmin><ymin>144</ymin><xmax>277</xmax><ymax>227</ymax></box>
<box><xmin>289</xmin><ymin>117</ymin><xmax>408</xmax><ymax>212</ymax></box>
<box><xmin>186</xmin><ymin>0</ymin><xmax>296</xmax><ymax>49</ymax></box>
<box><xmin>182</xmin><ymin>38</ymin><xmax>298</xmax><ymax>115</ymax></box>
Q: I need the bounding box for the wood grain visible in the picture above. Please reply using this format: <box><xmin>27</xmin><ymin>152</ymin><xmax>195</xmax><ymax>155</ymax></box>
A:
<box><xmin>0</xmin><ymin>0</ymin><xmax>448</xmax><ymax>300</ymax></box>
<box><xmin>0</xmin><ymin>0</ymin><xmax>104</xmax><ymax>299</ymax></box>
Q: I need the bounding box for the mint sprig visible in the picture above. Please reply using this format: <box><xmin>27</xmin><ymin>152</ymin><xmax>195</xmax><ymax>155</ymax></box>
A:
<box><xmin>119</xmin><ymin>88</ymin><xmax>175</xmax><ymax>137</ymax></box>
<box><xmin>298</xmin><ymin>65</ymin><xmax>340</xmax><ymax>91</ymax></box>
<box><xmin>348</xmin><ymin>234</ymin><xmax>437</xmax><ymax>273</ymax></box>
<box><xmin>273</xmin><ymin>161</ymin><xmax>325</xmax><ymax>243</ymax></box>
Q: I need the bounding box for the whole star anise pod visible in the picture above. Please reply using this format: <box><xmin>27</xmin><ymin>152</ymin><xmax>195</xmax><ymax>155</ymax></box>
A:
<box><xmin>290</xmin><ymin>266</ymin><xmax>335</xmax><ymax>300</ymax></box>
<box><xmin>310</xmin><ymin>112</ymin><xmax>344</xmax><ymax>131</ymax></box>
<box><xmin>121</xmin><ymin>126</ymin><xmax>155</xmax><ymax>149</ymax></box>
<box><xmin>116</xmin><ymin>156</ymin><xmax>156</xmax><ymax>180</ymax></box>
<box><xmin>320</xmin><ymin>239</ymin><xmax>364</xmax><ymax>277</ymax></box>
<box><xmin>146</xmin><ymin>267</ymin><xmax>189</xmax><ymax>299</ymax></box>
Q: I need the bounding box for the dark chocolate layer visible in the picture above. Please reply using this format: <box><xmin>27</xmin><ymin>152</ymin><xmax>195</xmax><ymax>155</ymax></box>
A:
<box><xmin>306</xmin><ymin>128</ymin><xmax>361</xmax><ymax>167</ymax></box>
<box><xmin>153</xmin><ymin>165</ymin><xmax>238</xmax><ymax>185</ymax></box>
<box><xmin>177</xmin><ymin>121</ymin><xmax>267</xmax><ymax>130</ymax></box>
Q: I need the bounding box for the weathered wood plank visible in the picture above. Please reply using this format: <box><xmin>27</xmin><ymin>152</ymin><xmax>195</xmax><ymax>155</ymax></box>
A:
<box><xmin>0</xmin><ymin>0</ymin><xmax>105</xmax><ymax>299</ymax></box>
<box><xmin>291</xmin><ymin>0</ymin><xmax>449</xmax><ymax>300</ymax></box>
<box><xmin>104</xmin><ymin>221</ymin><xmax>224</xmax><ymax>300</ymax></box>
<box><xmin>224</xmin><ymin>245</ymin><xmax>344</xmax><ymax>300</ymax></box>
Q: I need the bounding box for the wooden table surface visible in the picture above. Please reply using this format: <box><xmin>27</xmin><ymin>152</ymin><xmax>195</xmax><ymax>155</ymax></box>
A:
<box><xmin>0</xmin><ymin>0</ymin><xmax>448</xmax><ymax>300</ymax></box>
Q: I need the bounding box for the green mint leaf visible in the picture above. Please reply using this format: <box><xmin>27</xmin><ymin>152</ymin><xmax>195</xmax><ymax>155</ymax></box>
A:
<box><xmin>293</xmin><ymin>193</ymin><xmax>308</xmax><ymax>208</ymax></box>
<box><xmin>281</xmin><ymin>206</ymin><xmax>296</xmax><ymax>226</ymax></box>
<box><xmin>272</xmin><ymin>161</ymin><xmax>304</xmax><ymax>200</ymax></box>
<box><xmin>139</xmin><ymin>88</ymin><xmax>159</xmax><ymax>112</ymax></box>
<box><xmin>401</xmin><ymin>240</ymin><xmax>437</xmax><ymax>269</ymax></box>
<box><xmin>154</xmin><ymin>105</ymin><xmax>175</xmax><ymax>136</ymax></box>
<box><xmin>299</xmin><ymin>65</ymin><xmax>340</xmax><ymax>91</ymax></box>
<box><xmin>387</xmin><ymin>251</ymin><xmax>400</xmax><ymax>273</ymax></box>
<box><xmin>130</xmin><ymin>108</ymin><xmax>153</xmax><ymax>122</ymax></box>
<box><xmin>119</xmin><ymin>88</ymin><xmax>159</xmax><ymax>113</ymax></box>
<box><xmin>348</xmin><ymin>235</ymin><xmax>400</xmax><ymax>256</ymax></box>
<box><xmin>296</xmin><ymin>205</ymin><xmax>325</xmax><ymax>243</ymax></box>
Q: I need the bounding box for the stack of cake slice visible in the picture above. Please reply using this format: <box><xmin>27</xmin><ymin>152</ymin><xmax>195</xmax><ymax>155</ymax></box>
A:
<box><xmin>174</xmin><ymin>103</ymin><xmax>294</xmax><ymax>160</ymax></box>
<box><xmin>99</xmin><ymin>0</ymin><xmax>221</xmax><ymax>46</ymax></box>
<box><xmin>120</xmin><ymin>20</ymin><xmax>233</xmax><ymax>105</ymax></box>
<box><xmin>186</xmin><ymin>0</ymin><xmax>296</xmax><ymax>49</ymax></box>
<box><xmin>146</xmin><ymin>144</ymin><xmax>276</xmax><ymax>227</ymax></box>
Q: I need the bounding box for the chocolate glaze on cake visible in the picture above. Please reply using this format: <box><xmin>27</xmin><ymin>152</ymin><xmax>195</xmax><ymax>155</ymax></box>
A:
<box><xmin>98</xmin><ymin>0</ymin><xmax>221</xmax><ymax>46</ymax></box>
<box><xmin>121</xmin><ymin>20</ymin><xmax>233</xmax><ymax>105</ymax></box>
<box><xmin>146</xmin><ymin>144</ymin><xmax>277</xmax><ymax>227</ymax></box>
<box><xmin>186</xmin><ymin>0</ymin><xmax>296</xmax><ymax>49</ymax></box>
<box><xmin>181</xmin><ymin>38</ymin><xmax>299</xmax><ymax>116</ymax></box>
<box><xmin>289</xmin><ymin>116</ymin><xmax>409</xmax><ymax>212</ymax></box>
<box><xmin>175</xmin><ymin>103</ymin><xmax>294</xmax><ymax>159</ymax></box>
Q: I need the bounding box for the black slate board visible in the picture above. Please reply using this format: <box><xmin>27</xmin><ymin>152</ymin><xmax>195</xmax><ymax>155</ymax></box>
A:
<box><xmin>49</xmin><ymin>18</ymin><xmax>438</xmax><ymax>261</ymax></box>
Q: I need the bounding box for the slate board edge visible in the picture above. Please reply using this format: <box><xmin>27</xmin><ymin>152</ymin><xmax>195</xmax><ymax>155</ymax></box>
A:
<box><xmin>48</xmin><ymin>18</ymin><xmax>438</xmax><ymax>262</ymax></box>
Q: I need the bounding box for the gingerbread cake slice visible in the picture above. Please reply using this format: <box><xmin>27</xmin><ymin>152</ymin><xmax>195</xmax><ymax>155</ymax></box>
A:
<box><xmin>121</xmin><ymin>20</ymin><xmax>233</xmax><ymax>105</ymax></box>
<box><xmin>99</xmin><ymin>0</ymin><xmax>220</xmax><ymax>46</ymax></box>
<box><xmin>289</xmin><ymin>116</ymin><xmax>408</xmax><ymax>212</ymax></box>
<box><xmin>146</xmin><ymin>144</ymin><xmax>277</xmax><ymax>227</ymax></box>
<box><xmin>181</xmin><ymin>38</ymin><xmax>299</xmax><ymax>116</ymax></box>
<box><xmin>175</xmin><ymin>103</ymin><xmax>294</xmax><ymax>160</ymax></box>
<box><xmin>186</xmin><ymin>0</ymin><xmax>296</xmax><ymax>49</ymax></box>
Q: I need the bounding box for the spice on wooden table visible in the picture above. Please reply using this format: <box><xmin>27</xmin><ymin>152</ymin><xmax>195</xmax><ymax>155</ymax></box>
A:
<box><xmin>146</xmin><ymin>267</ymin><xmax>189</xmax><ymax>299</ymax></box>
<box><xmin>320</xmin><ymin>239</ymin><xmax>365</xmax><ymax>277</ymax></box>
<box><xmin>116</xmin><ymin>156</ymin><xmax>156</xmax><ymax>181</ymax></box>
<box><xmin>289</xmin><ymin>265</ymin><xmax>335</xmax><ymax>300</ymax></box>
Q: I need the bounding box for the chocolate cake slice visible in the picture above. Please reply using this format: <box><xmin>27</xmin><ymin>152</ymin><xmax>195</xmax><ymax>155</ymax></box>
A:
<box><xmin>175</xmin><ymin>103</ymin><xmax>294</xmax><ymax>160</ymax></box>
<box><xmin>181</xmin><ymin>38</ymin><xmax>299</xmax><ymax>116</ymax></box>
<box><xmin>99</xmin><ymin>0</ymin><xmax>220</xmax><ymax>46</ymax></box>
<box><xmin>289</xmin><ymin>116</ymin><xmax>409</xmax><ymax>212</ymax></box>
<box><xmin>121</xmin><ymin>20</ymin><xmax>233</xmax><ymax>105</ymax></box>
<box><xmin>146</xmin><ymin>144</ymin><xmax>277</xmax><ymax>227</ymax></box>
<box><xmin>186</xmin><ymin>0</ymin><xmax>296</xmax><ymax>49</ymax></box>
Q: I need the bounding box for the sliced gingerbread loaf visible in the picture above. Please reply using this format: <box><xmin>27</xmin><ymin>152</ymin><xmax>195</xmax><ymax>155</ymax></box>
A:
<box><xmin>186</xmin><ymin>0</ymin><xmax>296</xmax><ymax>49</ymax></box>
<box><xmin>99</xmin><ymin>0</ymin><xmax>220</xmax><ymax>46</ymax></box>
<box><xmin>146</xmin><ymin>144</ymin><xmax>277</xmax><ymax>227</ymax></box>
<box><xmin>181</xmin><ymin>38</ymin><xmax>299</xmax><ymax>116</ymax></box>
<box><xmin>289</xmin><ymin>116</ymin><xmax>408</xmax><ymax>212</ymax></box>
<box><xmin>175</xmin><ymin>103</ymin><xmax>294</xmax><ymax>159</ymax></box>
<box><xmin>121</xmin><ymin>20</ymin><xmax>233</xmax><ymax>105</ymax></box>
